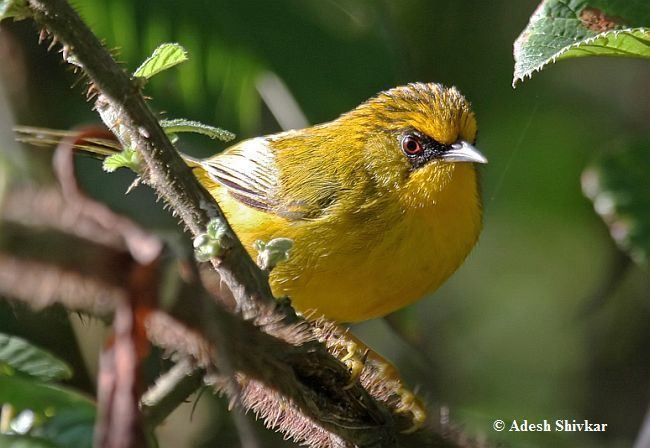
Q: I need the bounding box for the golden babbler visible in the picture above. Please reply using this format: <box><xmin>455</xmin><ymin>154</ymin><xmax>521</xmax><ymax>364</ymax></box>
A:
<box><xmin>17</xmin><ymin>82</ymin><xmax>486</xmax><ymax>430</ymax></box>
<box><xmin>20</xmin><ymin>82</ymin><xmax>486</xmax><ymax>323</ymax></box>
<box><xmin>194</xmin><ymin>82</ymin><xmax>487</xmax><ymax>322</ymax></box>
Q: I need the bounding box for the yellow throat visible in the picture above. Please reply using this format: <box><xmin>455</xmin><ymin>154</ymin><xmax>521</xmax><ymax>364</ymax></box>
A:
<box><xmin>196</xmin><ymin>82</ymin><xmax>485</xmax><ymax>322</ymax></box>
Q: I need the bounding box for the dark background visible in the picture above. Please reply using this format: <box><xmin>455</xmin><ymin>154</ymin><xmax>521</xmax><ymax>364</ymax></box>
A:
<box><xmin>1</xmin><ymin>1</ymin><xmax>649</xmax><ymax>446</ymax></box>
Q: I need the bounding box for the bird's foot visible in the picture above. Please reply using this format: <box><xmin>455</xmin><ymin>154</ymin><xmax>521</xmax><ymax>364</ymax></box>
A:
<box><xmin>309</xmin><ymin>318</ymin><xmax>428</xmax><ymax>432</ymax></box>
<box><xmin>338</xmin><ymin>339</ymin><xmax>369</xmax><ymax>388</ymax></box>
<box><xmin>361</xmin><ymin>351</ymin><xmax>427</xmax><ymax>433</ymax></box>
<box><xmin>394</xmin><ymin>387</ymin><xmax>427</xmax><ymax>433</ymax></box>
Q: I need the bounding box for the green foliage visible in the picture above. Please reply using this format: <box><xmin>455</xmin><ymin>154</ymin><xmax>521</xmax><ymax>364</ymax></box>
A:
<box><xmin>160</xmin><ymin>118</ymin><xmax>235</xmax><ymax>142</ymax></box>
<box><xmin>102</xmin><ymin>148</ymin><xmax>141</xmax><ymax>173</ymax></box>
<box><xmin>101</xmin><ymin>117</ymin><xmax>234</xmax><ymax>173</ymax></box>
<box><xmin>78</xmin><ymin>0</ymin><xmax>393</xmax><ymax>135</ymax></box>
<box><xmin>0</xmin><ymin>376</ymin><xmax>94</xmax><ymax>425</ymax></box>
<box><xmin>37</xmin><ymin>408</ymin><xmax>95</xmax><ymax>448</ymax></box>
<box><xmin>0</xmin><ymin>0</ymin><xmax>30</xmax><ymax>21</ymax></box>
<box><xmin>0</xmin><ymin>334</ymin><xmax>72</xmax><ymax>382</ymax></box>
<box><xmin>513</xmin><ymin>0</ymin><xmax>650</xmax><ymax>85</ymax></box>
<box><xmin>133</xmin><ymin>43</ymin><xmax>189</xmax><ymax>80</ymax></box>
<box><xmin>582</xmin><ymin>139</ymin><xmax>650</xmax><ymax>266</ymax></box>
<box><xmin>0</xmin><ymin>338</ymin><xmax>95</xmax><ymax>448</ymax></box>
<box><xmin>0</xmin><ymin>434</ymin><xmax>61</xmax><ymax>448</ymax></box>
<box><xmin>107</xmin><ymin>42</ymin><xmax>234</xmax><ymax>174</ymax></box>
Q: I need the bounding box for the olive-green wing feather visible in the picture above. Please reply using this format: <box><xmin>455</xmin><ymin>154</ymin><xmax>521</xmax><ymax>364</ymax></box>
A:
<box><xmin>200</xmin><ymin>136</ymin><xmax>336</xmax><ymax>220</ymax></box>
<box><xmin>201</xmin><ymin>137</ymin><xmax>281</xmax><ymax>212</ymax></box>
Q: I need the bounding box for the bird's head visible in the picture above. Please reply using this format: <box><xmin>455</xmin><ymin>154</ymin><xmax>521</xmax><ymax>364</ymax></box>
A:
<box><xmin>341</xmin><ymin>82</ymin><xmax>486</xmax><ymax>207</ymax></box>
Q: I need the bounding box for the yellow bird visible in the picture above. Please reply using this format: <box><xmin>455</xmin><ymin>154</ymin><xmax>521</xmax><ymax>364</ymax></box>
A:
<box><xmin>18</xmin><ymin>82</ymin><xmax>486</xmax><ymax>324</ymax></box>
<box><xmin>17</xmin><ymin>82</ymin><xmax>485</xmax><ymax>429</ymax></box>
<box><xmin>194</xmin><ymin>82</ymin><xmax>486</xmax><ymax>322</ymax></box>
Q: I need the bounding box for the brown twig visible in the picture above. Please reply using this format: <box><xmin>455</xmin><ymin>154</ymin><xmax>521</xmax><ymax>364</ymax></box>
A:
<box><xmin>55</xmin><ymin>132</ymin><xmax>153</xmax><ymax>448</ymax></box>
<box><xmin>95</xmin><ymin>296</ymin><xmax>145</xmax><ymax>448</ymax></box>
<box><xmin>139</xmin><ymin>358</ymin><xmax>204</xmax><ymax>429</ymax></box>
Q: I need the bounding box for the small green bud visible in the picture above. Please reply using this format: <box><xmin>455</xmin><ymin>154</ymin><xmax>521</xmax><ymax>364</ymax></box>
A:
<box><xmin>193</xmin><ymin>219</ymin><xmax>229</xmax><ymax>262</ymax></box>
<box><xmin>193</xmin><ymin>233</ymin><xmax>211</xmax><ymax>249</ymax></box>
<box><xmin>255</xmin><ymin>237</ymin><xmax>293</xmax><ymax>271</ymax></box>
<box><xmin>206</xmin><ymin>219</ymin><xmax>228</xmax><ymax>240</ymax></box>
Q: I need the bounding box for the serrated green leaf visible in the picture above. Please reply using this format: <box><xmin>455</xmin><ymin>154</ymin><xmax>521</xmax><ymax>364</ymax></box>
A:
<box><xmin>160</xmin><ymin>118</ymin><xmax>235</xmax><ymax>142</ymax></box>
<box><xmin>102</xmin><ymin>148</ymin><xmax>141</xmax><ymax>173</ymax></box>
<box><xmin>513</xmin><ymin>0</ymin><xmax>650</xmax><ymax>86</ymax></box>
<box><xmin>0</xmin><ymin>0</ymin><xmax>31</xmax><ymax>21</ymax></box>
<box><xmin>0</xmin><ymin>334</ymin><xmax>72</xmax><ymax>382</ymax></box>
<box><xmin>133</xmin><ymin>43</ymin><xmax>188</xmax><ymax>79</ymax></box>
<box><xmin>582</xmin><ymin>138</ymin><xmax>650</xmax><ymax>265</ymax></box>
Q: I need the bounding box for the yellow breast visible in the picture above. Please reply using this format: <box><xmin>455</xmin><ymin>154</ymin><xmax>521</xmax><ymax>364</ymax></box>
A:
<box><xmin>206</xmin><ymin>162</ymin><xmax>481</xmax><ymax>323</ymax></box>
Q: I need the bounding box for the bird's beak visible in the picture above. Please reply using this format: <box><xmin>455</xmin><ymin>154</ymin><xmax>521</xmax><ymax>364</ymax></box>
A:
<box><xmin>442</xmin><ymin>141</ymin><xmax>488</xmax><ymax>164</ymax></box>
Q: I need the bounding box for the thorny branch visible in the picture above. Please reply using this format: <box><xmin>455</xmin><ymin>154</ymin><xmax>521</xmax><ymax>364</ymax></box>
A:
<box><xmin>27</xmin><ymin>0</ymin><xmax>275</xmax><ymax>318</ymax></box>
<box><xmin>3</xmin><ymin>183</ymin><xmax>473</xmax><ymax>447</ymax></box>
<box><xmin>0</xmin><ymin>0</ymin><xmax>484</xmax><ymax>447</ymax></box>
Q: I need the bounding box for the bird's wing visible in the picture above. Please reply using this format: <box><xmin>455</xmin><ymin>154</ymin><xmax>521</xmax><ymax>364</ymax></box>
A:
<box><xmin>200</xmin><ymin>137</ymin><xmax>333</xmax><ymax>220</ymax></box>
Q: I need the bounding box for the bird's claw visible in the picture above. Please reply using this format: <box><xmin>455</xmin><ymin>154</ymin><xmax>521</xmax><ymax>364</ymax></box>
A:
<box><xmin>394</xmin><ymin>387</ymin><xmax>427</xmax><ymax>433</ymax></box>
<box><xmin>339</xmin><ymin>340</ymin><xmax>367</xmax><ymax>389</ymax></box>
<box><xmin>310</xmin><ymin>319</ymin><xmax>427</xmax><ymax>432</ymax></box>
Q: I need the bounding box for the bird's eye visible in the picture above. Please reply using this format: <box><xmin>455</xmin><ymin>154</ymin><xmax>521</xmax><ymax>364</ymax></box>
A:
<box><xmin>401</xmin><ymin>135</ymin><xmax>423</xmax><ymax>156</ymax></box>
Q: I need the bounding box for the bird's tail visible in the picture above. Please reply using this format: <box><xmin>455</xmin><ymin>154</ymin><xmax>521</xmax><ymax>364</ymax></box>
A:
<box><xmin>14</xmin><ymin>125</ymin><xmax>203</xmax><ymax>169</ymax></box>
<box><xmin>14</xmin><ymin>125</ymin><xmax>123</xmax><ymax>159</ymax></box>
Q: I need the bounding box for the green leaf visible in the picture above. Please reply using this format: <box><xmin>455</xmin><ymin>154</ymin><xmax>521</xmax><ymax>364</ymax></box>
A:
<box><xmin>102</xmin><ymin>148</ymin><xmax>141</xmax><ymax>173</ymax></box>
<box><xmin>0</xmin><ymin>434</ymin><xmax>62</xmax><ymax>448</ymax></box>
<box><xmin>0</xmin><ymin>334</ymin><xmax>72</xmax><ymax>382</ymax></box>
<box><xmin>160</xmin><ymin>118</ymin><xmax>235</xmax><ymax>142</ymax></box>
<box><xmin>0</xmin><ymin>0</ymin><xmax>30</xmax><ymax>21</ymax></box>
<box><xmin>513</xmin><ymin>0</ymin><xmax>650</xmax><ymax>86</ymax></box>
<box><xmin>0</xmin><ymin>376</ymin><xmax>95</xmax><ymax>448</ymax></box>
<box><xmin>38</xmin><ymin>408</ymin><xmax>94</xmax><ymax>448</ymax></box>
<box><xmin>0</xmin><ymin>376</ymin><xmax>95</xmax><ymax>416</ymax></box>
<box><xmin>133</xmin><ymin>43</ymin><xmax>188</xmax><ymax>79</ymax></box>
<box><xmin>582</xmin><ymin>138</ymin><xmax>650</xmax><ymax>265</ymax></box>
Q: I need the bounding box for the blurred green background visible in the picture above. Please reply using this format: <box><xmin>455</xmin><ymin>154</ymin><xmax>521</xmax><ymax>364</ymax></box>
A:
<box><xmin>1</xmin><ymin>0</ymin><xmax>649</xmax><ymax>447</ymax></box>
